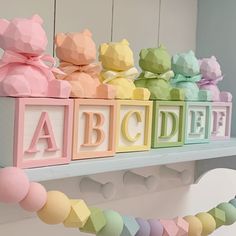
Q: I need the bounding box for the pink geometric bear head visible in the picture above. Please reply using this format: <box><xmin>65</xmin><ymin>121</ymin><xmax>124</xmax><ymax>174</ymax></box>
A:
<box><xmin>199</xmin><ymin>56</ymin><xmax>222</xmax><ymax>81</ymax></box>
<box><xmin>55</xmin><ymin>29</ymin><xmax>96</xmax><ymax>65</ymax></box>
<box><xmin>0</xmin><ymin>15</ymin><xmax>48</xmax><ymax>56</ymax></box>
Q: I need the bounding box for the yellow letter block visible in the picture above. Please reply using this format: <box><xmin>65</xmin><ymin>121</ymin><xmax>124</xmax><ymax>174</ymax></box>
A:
<box><xmin>116</xmin><ymin>100</ymin><xmax>153</xmax><ymax>152</ymax></box>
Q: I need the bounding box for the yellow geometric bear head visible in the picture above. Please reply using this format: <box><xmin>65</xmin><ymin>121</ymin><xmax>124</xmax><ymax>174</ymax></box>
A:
<box><xmin>99</xmin><ymin>39</ymin><xmax>134</xmax><ymax>71</ymax></box>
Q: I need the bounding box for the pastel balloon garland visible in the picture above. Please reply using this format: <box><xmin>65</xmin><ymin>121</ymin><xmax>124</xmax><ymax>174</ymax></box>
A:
<box><xmin>1</xmin><ymin>167</ymin><xmax>236</xmax><ymax>236</ymax></box>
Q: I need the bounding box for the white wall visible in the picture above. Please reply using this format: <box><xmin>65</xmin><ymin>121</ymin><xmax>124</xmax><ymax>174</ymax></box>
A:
<box><xmin>1</xmin><ymin>0</ymin><xmax>236</xmax><ymax>236</ymax></box>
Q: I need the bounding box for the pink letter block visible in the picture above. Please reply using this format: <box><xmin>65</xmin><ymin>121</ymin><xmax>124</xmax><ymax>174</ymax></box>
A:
<box><xmin>211</xmin><ymin>102</ymin><xmax>232</xmax><ymax>140</ymax></box>
<box><xmin>73</xmin><ymin>99</ymin><xmax>117</xmax><ymax>160</ymax></box>
<box><xmin>0</xmin><ymin>98</ymin><xmax>73</xmax><ymax>168</ymax></box>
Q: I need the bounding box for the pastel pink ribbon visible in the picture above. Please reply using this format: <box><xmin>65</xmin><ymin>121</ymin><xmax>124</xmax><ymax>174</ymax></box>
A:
<box><xmin>0</xmin><ymin>50</ymin><xmax>64</xmax><ymax>77</ymax></box>
<box><xmin>198</xmin><ymin>76</ymin><xmax>223</xmax><ymax>86</ymax></box>
<box><xmin>57</xmin><ymin>61</ymin><xmax>101</xmax><ymax>80</ymax></box>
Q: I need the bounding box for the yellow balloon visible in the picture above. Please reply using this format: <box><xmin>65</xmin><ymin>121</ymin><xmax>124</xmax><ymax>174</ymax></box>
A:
<box><xmin>184</xmin><ymin>215</ymin><xmax>203</xmax><ymax>236</ymax></box>
<box><xmin>196</xmin><ymin>212</ymin><xmax>216</xmax><ymax>236</ymax></box>
<box><xmin>37</xmin><ymin>191</ymin><xmax>71</xmax><ymax>225</ymax></box>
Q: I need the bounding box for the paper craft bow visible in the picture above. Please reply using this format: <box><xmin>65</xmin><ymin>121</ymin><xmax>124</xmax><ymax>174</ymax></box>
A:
<box><xmin>57</xmin><ymin>62</ymin><xmax>101</xmax><ymax>80</ymax></box>
<box><xmin>101</xmin><ymin>67</ymin><xmax>139</xmax><ymax>84</ymax></box>
<box><xmin>172</xmin><ymin>73</ymin><xmax>202</xmax><ymax>83</ymax></box>
<box><xmin>198</xmin><ymin>76</ymin><xmax>223</xmax><ymax>86</ymax></box>
<box><xmin>137</xmin><ymin>70</ymin><xmax>174</xmax><ymax>81</ymax></box>
<box><xmin>0</xmin><ymin>50</ymin><xmax>64</xmax><ymax>78</ymax></box>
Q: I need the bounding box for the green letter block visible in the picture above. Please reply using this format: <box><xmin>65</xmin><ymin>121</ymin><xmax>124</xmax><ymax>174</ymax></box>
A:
<box><xmin>152</xmin><ymin>101</ymin><xmax>185</xmax><ymax>148</ymax></box>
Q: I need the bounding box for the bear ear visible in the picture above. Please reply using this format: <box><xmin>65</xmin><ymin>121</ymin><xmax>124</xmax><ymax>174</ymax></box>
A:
<box><xmin>198</xmin><ymin>59</ymin><xmax>202</xmax><ymax>67</ymax></box>
<box><xmin>159</xmin><ymin>44</ymin><xmax>167</xmax><ymax>50</ymax></box>
<box><xmin>55</xmin><ymin>33</ymin><xmax>66</xmax><ymax>46</ymax></box>
<box><xmin>30</xmin><ymin>14</ymin><xmax>43</xmax><ymax>25</ymax></box>
<box><xmin>172</xmin><ymin>54</ymin><xmax>178</xmax><ymax>64</ymax></box>
<box><xmin>121</xmin><ymin>39</ymin><xmax>129</xmax><ymax>45</ymax></box>
<box><xmin>99</xmin><ymin>43</ymin><xmax>109</xmax><ymax>56</ymax></box>
<box><xmin>82</xmin><ymin>29</ymin><xmax>92</xmax><ymax>37</ymax></box>
<box><xmin>189</xmin><ymin>50</ymin><xmax>195</xmax><ymax>56</ymax></box>
<box><xmin>0</xmin><ymin>19</ymin><xmax>9</xmax><ymax>35</ymax></box>
<box><xmin>140</xmin><ymin>48</ymin><xmax>148</xmax><ymax>58</ymax></box>
<box><xmin>211</xmin><ymin>56</ymin><xmax>217</xmax><ymax>61</ymax></box>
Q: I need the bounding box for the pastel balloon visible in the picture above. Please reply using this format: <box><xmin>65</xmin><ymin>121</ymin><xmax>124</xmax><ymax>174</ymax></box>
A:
<box><xmin>135</xmin><ymin>218</ymin><xmax>151</xmax><ymax>236</ymax></box>
<box><xmin>0</xmin><ymin>167</ymin><xmax>30</xmax><ymax>203</ymax></box>
<box><xmin>97</xmin><ymin>210</ymin><xmax>123</xmax><ymax>236</ymax></box>
<box><xmin>20</xmin><ymin>182</ymin><xmax>47</xmax><ymax>212</ymax></box>
<box><xmin>37</xmin><ymin>191</ymin><xmax>71</xmax><ymax>225</ymax></box>
<box><xmin>217</xmin><ymin>202</ymin><xmax>236</xmax><ymax>225</ymax></box>
<box><xmin>148</xmin><ymin>219</ymin><xmax>164</xmax><ymax>236</ymax></box>
<box><xmin>196</xmin><ymin>212</ymin><xmax>216</xmax><ymax>235</ymax></box>
<box><xmin>184</xmin><ymin>216</ymin><xmax>203</xmax><ymax>236</ymax></box>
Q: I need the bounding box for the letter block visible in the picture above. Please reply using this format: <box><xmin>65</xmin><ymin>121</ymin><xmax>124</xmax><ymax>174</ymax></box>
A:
<box><xmin>211</xmin><ymin>102</ymin><xmax>232</xmax><ymax>140</ymax></box>
<box><xmin>73</xmin><ymin>99</ymin><xmax>116</xmax><ymax>159</ymax></box>
<box><xmin>185</xmin><ymin>102</ymin><xmax>212</xmax><ymax>144</ymax></box>
<box><xmin>115</xmin><ymin>100</ymin><xmax>153</xmax><ymax>152</ymax></box>
<box><xmin>0</xmin><ymin>97</ymin><xmax>73</xmax><ymax>168</ymax></box>
<box><xmin>152</xmin><ymin>101</ymin><xmax>185</xmax><ymax>148</ymax></box>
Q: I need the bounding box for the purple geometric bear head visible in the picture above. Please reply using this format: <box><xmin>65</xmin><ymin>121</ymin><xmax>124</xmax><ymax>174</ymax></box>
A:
<box><xmin>199</xmin><ymin>56</ymin><xmax>222</xmax><ymax>81</ymax></box>
<box><xmin>0</xmin><ymin>15</ymin><xmax>48</xmax><ymax>56</ymax></box>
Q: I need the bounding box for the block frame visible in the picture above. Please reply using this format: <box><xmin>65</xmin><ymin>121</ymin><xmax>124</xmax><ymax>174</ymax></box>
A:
<box><xmin>73</xmin><ymin>99</ymin><xmax>117</xmax><ymax>160</ymax></box>
<box><xmin>152</xmin><ymin>101</ymin><xmax>185</xmax><ymax>148</ymax></box>
<box><xmin>115</xmin><ymin>100</ymin><xmax>153</xmax><ymax>153</ymax></box>
<box><xmin>185</xmin><ymin>101</ymin><xmax>212</xmax><ymax>144</ymax></box>
<box><xmin>14</xmin><ymin>98</ymin><xmax>73</xmax><ymax>168</ymax></box>
<box><xmin>211</xmin><ymin>102</ymin><xmax>232</xmax><ymax>140</ymax></box>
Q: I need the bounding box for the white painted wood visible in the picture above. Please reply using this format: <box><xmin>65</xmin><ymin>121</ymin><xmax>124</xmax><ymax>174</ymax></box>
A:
<box><xmin>0</xmin><ymin>98</ymin><xmax>15</xmax><ymax>167</ymax></box>
<box><xmin>112</xmin><ymin>0</ymin><xmax>160</xmax><ymax>67</ymax></box>
<box><xmin>19</xmin><ymin>139</ymin><xmax>236</xmax><ymax>182</ymax></box>
<box><xmin>159</xmin><ymin>0</ymin><xmax>197</xmax><ymax>55</ymax></box>
<box><xmin>0</xmin><ymin>0</ymin><xmax>55</xmax><ymax>55</ymax></box>
<box><xmin>55</xmin><ymin>0</ymin><xmax>113</xmax><ymax>48</ymax></box>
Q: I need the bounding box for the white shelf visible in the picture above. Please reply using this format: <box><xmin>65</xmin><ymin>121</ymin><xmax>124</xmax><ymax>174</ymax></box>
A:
<box><xmin>24</xmin><ymin>138</ymin><xmax>236</xmax><ymax>182</ymax></box>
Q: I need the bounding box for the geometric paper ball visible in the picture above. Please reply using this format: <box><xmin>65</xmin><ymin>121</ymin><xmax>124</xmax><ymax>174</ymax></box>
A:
<box><xmin>37</xmin><ymin>191</ymin><xmax>71</xmax><ymax>225</ymax></box>
<box><xmin>148</xmin><ymin>219</ymin><xmax>164</xmax><ymax>236</ymax></box>
<box><xmin>96</xmin><ymin>210</ymin><xmax>124</xmax><ymax>236</ymax></box>
<box><xmin>195</xmin><ymin>212</ymin><xmax>216</xmax><ymax>235</ymax></box>
<box><xmin>183</xmin><ymin>215</ymin><xmax>203</xmax><ymax>236</ymax></box>
<box><xmin>0</xmin><ymin>167</ymin><xmax>30</xmax><ymax>203</ymax></box>
<box><xmin>229</xmin><ymin>198</ymin><xmax>236</xmax><ymax>208</ymax></box>
<box><xmin>135</xmin><ymin>218</ymin><xmax>151</xmax><ymax>236</ymax></box>
<box><xmin>19</xmin><ymin>182</ymin><xmax>47</xmax><ymax>212</ymax></box>
<box><xmin>217</xmin><ymin>202</ymin><xmax>236</xmax><ymax>225</ymax></box>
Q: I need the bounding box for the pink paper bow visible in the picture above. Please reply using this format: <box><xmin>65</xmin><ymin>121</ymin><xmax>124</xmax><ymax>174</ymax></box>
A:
<box><xmin>0</xmin><ymin>50</ymin><xmax>64</xmax><ymax>80</ymax></box>
<box><xmin>57</xmin><ymin>61</ymin><xmax>101</xmax><ymax>80</ymax></box>
<box><xmin>198</xmin><ymin>76</ymin><xmax>223</xmax><ymax>86</ymax></box>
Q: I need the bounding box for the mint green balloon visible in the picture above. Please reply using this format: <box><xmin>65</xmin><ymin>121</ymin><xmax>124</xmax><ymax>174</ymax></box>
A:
<box><xmin>217</xmin><ymin>202</ymin><xmax>236</xmax><ymax>225</ymax></box>
<box><xmin>97</xmin><ymin>210</ymin><xmax>124</xmax><ymax>236</ymax></box>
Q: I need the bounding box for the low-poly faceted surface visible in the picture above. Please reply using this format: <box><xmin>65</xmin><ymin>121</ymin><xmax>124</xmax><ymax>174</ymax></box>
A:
<box><xmin>198</xmin><ymin>56</ymin><xmax>232</xmax><ymax>102</ymax></box>
<box><xmin>0</xmin><ymin>15</ymin><xmax>71</xmax><ymax>98</ymax></box>
<box><xmin>80</xmin><ymin>207</ymin><xmax>106</xmax><ymax>234</ymax></box>
<box><xmin>63</xmin><ymin>199</ymin><xmax>91</xmax><ymax>228</ymax></box>
<box><xmin>171</xmin><ymin>51</ymin><xmax>210</xmax><ymax>101</ymax></box>
<box><xmin>55</xmin><ymin>30</ymin><xmax>115</xmax><ymax>99</ymax></box>
<box><xmin>120</xmin><ymin>216</ymin><xmax>140</xmax><ymax>236</ymax></box>
<box><xmin>135</xmin><ymin>45</ymin><xmax>184</xmax><ymax>101</ymax></box>
<box><xmin>99</xmin><ymin>39</ymin><xmax>150</xmax><ymax>100</ymax></box>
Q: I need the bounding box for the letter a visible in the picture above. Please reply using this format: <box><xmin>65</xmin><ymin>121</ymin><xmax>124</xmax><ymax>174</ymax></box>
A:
<box><xmin>26</xmin><ymin>112</ymin><xmax>59</xmax><ymax>153</ymax></box>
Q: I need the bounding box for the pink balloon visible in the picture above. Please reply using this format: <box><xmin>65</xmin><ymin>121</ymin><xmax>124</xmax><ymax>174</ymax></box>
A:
<box><xmin>0</xmin><ymin>167</ymin><xmax>30</xmax><ymax>203</ymax></box>
<box><xmin>20</xmin><ymin>182</ymin><xmax>47</xmax><ymax>212</ymax></box>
